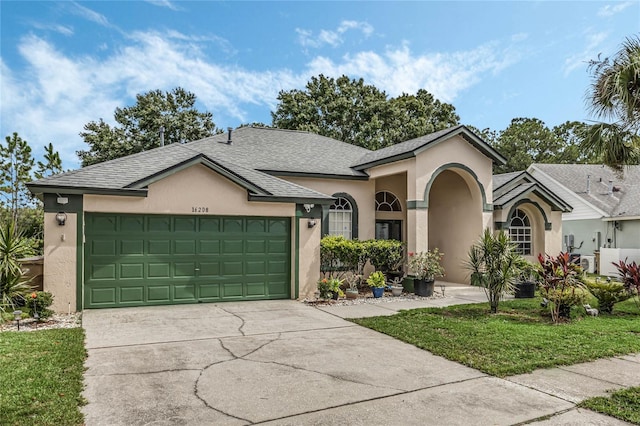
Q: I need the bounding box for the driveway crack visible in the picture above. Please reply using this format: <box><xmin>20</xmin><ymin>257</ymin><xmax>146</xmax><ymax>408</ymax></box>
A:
<box><xmin>218</xmin><ymin>307</ymin><xmax>246</xmax><ymax>336</ymax></box>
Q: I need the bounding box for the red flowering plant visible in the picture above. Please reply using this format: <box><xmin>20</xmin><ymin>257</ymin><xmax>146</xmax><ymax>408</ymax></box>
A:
<box><xmin>613</xmin><ymin>259</ymin><xmax>640</xmax><ymax>310</ymax></box>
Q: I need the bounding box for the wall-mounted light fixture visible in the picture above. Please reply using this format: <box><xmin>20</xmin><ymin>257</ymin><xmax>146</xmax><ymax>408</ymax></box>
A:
<box><xmin>307</xmin><ymin>219</ymin><xmax>317</xmax><ymax>228</ymax></box>
<box><xmin>303</xmin><ymin>203</ymin><xmax>314</xmax><ymax>213</ymax></box>
<box><xmin>55</xmin><ymin>212</ymin><xmax>67</xmax><ymax>226</ymax></box>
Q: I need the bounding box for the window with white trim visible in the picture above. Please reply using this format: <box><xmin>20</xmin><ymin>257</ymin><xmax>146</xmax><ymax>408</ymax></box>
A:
<box><xmin>375</xmin><ymin>191</ymin><xmax>402</xmax><ymax>211</ymax></box>
<box><xmin>329</xmin><ymin>197</ymin><xmax>353</xmax><ymax>239</ymax></box>
<box><xmin>509</xmin><ymin>208</ymin><xmax>532</xmax><ymax>255</ymax></box>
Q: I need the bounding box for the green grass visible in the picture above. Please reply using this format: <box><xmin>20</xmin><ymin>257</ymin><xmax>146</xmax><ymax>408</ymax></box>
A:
<box><xmin>580</xmin><ymin>387</ymin><xmax>640</xmax><ymax>425</ymax></box>
<box><xmin>352</xmin><ymin>298</ymin><xmax>640</xmax><ymax>377</ymax></box>
<box><xmin>0</xmin><ymin>328</ymin><xmax>86</xmax><ymax>426</ymax></box>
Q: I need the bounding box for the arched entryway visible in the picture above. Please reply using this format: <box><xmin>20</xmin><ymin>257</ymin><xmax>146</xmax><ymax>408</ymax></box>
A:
<box><xmin>427</xmin><ymin>168</ymin><xmax>484</xmax><ymax>283</ymax></box>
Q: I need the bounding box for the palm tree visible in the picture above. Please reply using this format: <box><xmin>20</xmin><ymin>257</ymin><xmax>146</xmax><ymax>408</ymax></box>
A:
<box><xmin>583</xmin><ymin>36</ymin><xmax>640</xmax><ymax>170</ymax></box>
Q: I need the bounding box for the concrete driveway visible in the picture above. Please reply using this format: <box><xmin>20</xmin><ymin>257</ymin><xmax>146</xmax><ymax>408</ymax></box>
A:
<box><xmin>83</xmin><ymin>300</ymin><xmax>593</xmax><ymax>425</ymax></box>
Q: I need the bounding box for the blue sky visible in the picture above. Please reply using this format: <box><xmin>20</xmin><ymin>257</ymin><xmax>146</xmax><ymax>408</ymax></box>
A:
<box><xmin>1</xmin><ymin>1</ymin><xmax>638</xmax><ymax>168</ymax></box>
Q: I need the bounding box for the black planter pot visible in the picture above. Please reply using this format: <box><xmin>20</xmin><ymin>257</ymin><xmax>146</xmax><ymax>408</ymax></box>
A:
<box><xmin>414</xmin><ymin>279</ymin><xmax>434</xmax><ymax>297</ymax></box>
<box><xmin>515</xmin><ymin>281</ymin><xmax>536</xmax><ymax>299</ymax></box>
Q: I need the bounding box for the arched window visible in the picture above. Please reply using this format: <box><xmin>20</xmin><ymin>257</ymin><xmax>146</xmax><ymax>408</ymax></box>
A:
<box><xmin>329</xmin><ymin>197</ymin><xmax>353</xmax><ymax>239</ymax></box>
<box><xmin>509</xmin><ymin>208</ymin><xmax>532</xmax><ymax>255</ymax></box>
<box><xmin>375</xmin><ymin>191</ymin><xmax>402</xmax><ymax>211</ymax></box>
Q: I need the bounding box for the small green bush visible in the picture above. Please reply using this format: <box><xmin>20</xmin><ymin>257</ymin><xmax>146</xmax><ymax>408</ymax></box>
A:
<box><xmin>366</xmin><ymin>271</ymin><xmax>387</xmax><ymax>288</ymax></box>
<box><xmin>366</xmin><ymin>239</ymin><xmax>404</xmax><ymax>272</ymax></box>
<box><xmin>585</xmin><ymin>280</ymin><xmax>631</xmax><ymax>314</ymax></box>
<box><xmin>25</xmin><ymin>291</ymin><xmax>54</xmax><ymax>319</ymax></box>
<box><xmin>317</xmin><ymin>278</ymin><xmax>343</xmax><ymax>299</ymax></box>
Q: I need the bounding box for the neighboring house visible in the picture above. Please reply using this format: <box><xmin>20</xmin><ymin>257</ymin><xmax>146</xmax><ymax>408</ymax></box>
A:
<box><xmin>528</xmin><ymin>164</ymin><xmax>640</xmax><ymax>274</ymax></box>
<box><xmin>28</xmin><ymin>125</ymin><xmax>567</xmax><ymax>312</ymax></box>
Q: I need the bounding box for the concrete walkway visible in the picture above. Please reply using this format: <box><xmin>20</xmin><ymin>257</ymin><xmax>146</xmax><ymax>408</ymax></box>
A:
<box><xmin>81</xmin><ymin>285</ymin><xmax>639</xmax><ymax>425</ymax></box>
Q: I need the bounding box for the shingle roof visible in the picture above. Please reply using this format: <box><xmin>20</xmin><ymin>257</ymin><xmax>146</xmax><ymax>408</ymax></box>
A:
<box><xmin>188</xmin><ymin>127</ymin><xmax>370</xmax><ymax>178</ymax></box>
<box><xmin>352</xmin><ymin>125</ymin><xmax>506</xmax><ymax>169</ymax></box>
<box><xmin>531</xmin><ymin>164</ymin><xmax>640</xmax><ymax>218</ymax></box>
<box><xmin>492</xmin><ymin>171</ymin><xmax>572</xmax><ymax>212</ymax></box>
<box><xmin>28</xmin><ymin>141</ymin><xmax>334</xmax><ymax>202</ymax></box>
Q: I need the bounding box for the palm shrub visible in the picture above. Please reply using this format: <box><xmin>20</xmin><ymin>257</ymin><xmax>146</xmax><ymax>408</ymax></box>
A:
<box><xmin>613</xmin><ymin>259</ymin><xmax>640</xmax><ymax>310</ymax></box>
<box><xmin>465</xmin><ymin>229</ymin><xmax>523</xmax><ymax>314</ymax></box>
<box><xmin>0</xmin><ymin>221</ymin><xmax>35</xmax><ymax>312</ymax></box>
<box><xmin>585</xmin><ymin>279</ymin><xmax>632</xmax><ymax>314</ymax></box>
<box><xmin>538</xmin><ymin>252</ymin><xmax>587</xmax><ymax>323</ymax></box>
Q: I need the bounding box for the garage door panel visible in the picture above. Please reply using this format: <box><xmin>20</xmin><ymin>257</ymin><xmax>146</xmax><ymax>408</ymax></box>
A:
<box><xmin>121</xmin><ymin>240</ymin><xmax>144</xmax><ymax>255</ymax></box>
<box><xmin>174</xmin><ymin>262</ymin><xmax>196</xmax><ymax>277</ymax></box>
<box><xmin>121</xmin><ymin>216</ymin><xmax>145</xmax><ymax>232</ymax></box>
<box><xmin>174</xmin><ymin>284</ymin><xmax>196</xmax><ymax>301</ymax></box>
<box><xmin>85</xmin><ymin>214</ymin><xmax>290</xmax><ymax>308</ymax></box>
<box><xmin>223</xmin><ymin>240</ymin><xmax>243</xmax><ymax>254</ymax></box>
<box><xmin>199</xmin><ymin>217</ymin><xmax>220</xmax><ymax>232</ymax></box>
<box><xmin>199</xmin><ymin>240</ymin><xmax>220</xmax><ymax>254</ymax></box>
<box><xmin>91</xmin><ymin>240</ymin><xmax>116</xmax><ymax>256</ymax></box>
<box><xmin>199</xmin><ymin>262</ymin><xmax>220</xmax><ymax>276</ymax></box>
<box><xmin>174</xmin><ymin>217</ymin><xmax>196</xmax><ymax>232</ymax></box>
<box><xmin>222</xmin><ymin>282</ymin><xmax>243</xmax><ymax>298</ymax></box>
<box><xmin>174</xmin><ymin>240</ymin><xmax>196</xmax><ymax>255</ymax></box>
<box><xmin>147</xmin><ymin>285</ymin><xmax>171</xmax><ymax>302</ymax></box>
<box><xmin>148</xmin><ymin>216</ymin><xmax>171</xmax><ymax>232</ymax></box>
<box><xmin>91</xmin><ymin>263</ymin><xmax>117</xmax><ymax>280</ymax></box>
<box><xmin>120</xmin><ymin>263</ymin><xmax>144</xmax><ymax>279</ymax></box>
<box><xmin>148</xmin><ymin>263</ymin><xmax>171</xmax><ymax>278</ymax></box>
<box><xmin>198</xmin><ymin>283</ymin><xmax>220</xmax><ymax>299</ymax></box>
<box><xmin>89</xmin><ymin>287</ymin><xmax>117</xmax><ymax>305</ymax></box>
<box><xmin>149</xmin><ymin>240</ymin><xmax>171</xmax><ymax>254</ymax></box>
<box><xmin>120</xmin><ymin>286</ymin><xmax>144</xmax><ymax>303</ymax></box>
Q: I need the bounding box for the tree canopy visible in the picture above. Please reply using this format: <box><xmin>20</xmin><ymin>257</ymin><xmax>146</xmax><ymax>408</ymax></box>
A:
<box><xmin>486</xmin><ymin>118</ymin><xmax>600</xmax><ymax>174</ymax></box>
<box><xmin>271</xmin><ymin>74</ymin><xmax>459</xmax><ymax>150</ymax></box>
<box><xmin>77</xmin><ymin>87</ymin><xmax>217</xmax><ymax>166</ymax></box>
<box><xmin>583</xmin><ymin>35</ymin><xmax>640</xmax><ymax>170</ymax></box>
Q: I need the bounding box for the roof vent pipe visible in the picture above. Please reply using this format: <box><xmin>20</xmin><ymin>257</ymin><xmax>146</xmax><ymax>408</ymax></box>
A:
<box><xmin>608</xmin><ymin>180</ymin><xmax>613</xmax><ymax>195</ymax></box>
<box><xmin>586</xmin><ymin>174</ymin><xmax>590</xmax><ymax>194</ymax></box>
<box><xmin>159</xmin><ymin>126</ymin><xmax>165</xmax><ymax>147</ymax></box>
<box><xmin>227</xmin><ymin>127</ymin><xmax>233</xmax><ymax>145</ymax></box>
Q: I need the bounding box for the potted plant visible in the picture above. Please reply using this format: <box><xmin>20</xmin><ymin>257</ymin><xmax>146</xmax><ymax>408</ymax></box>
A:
<box><xmin>344</xmin><ymin>274</ymin><xmax>361</xmax><ymax>299</ymax></box>
<box><xmin>366</xmin><ymin>271</ymin><xmax>386</xmax><ymax>298</ymax></box>
<box><xmin>515</xmin><ymin>260</ymin><xmax>539</xmax><ymax>298</ymax></box>
<box><xmin>389</xmin><ymin>276</ymin><xmax>404</xmax><ymax>296</ymax></box>
<box><xmin>408</xmin><ymin>249</ymin><xmax>445</xmax><ymax>297</ymax></box>
<box><xmin>317</xmin><ymin>277</ymin><xmax>343</xmax><ymax>300</ymax></box>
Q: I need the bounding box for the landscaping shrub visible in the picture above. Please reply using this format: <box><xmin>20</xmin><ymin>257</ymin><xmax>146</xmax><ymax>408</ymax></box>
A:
<box><xmin>613</xmin><ymin>259</ymin><xmax>640</xmax><ymax>310</ymax></box>
<box><xmin>585</xmin><ymin>279</ymin><xmax>632</xmax><ymax>314</ymax></box>
<box><xmin>320</xmin><ymin>236</ymin><xmax>366</xmax><ymax>279</ymax></box>
<box><xmin>538</xmin><ymin>252</ymin><xmax>586</xmax><ymax>323</ymax></box>
<box><xmin>0</xmin><ymin>222</ymin><xmax>35</xmax><ymax>313</ymax></box>
<box><xmin>465</xmin><ymin>229</ymin><xmax>523</xmax><ymax>313</ymax></box>
<box><xmin>366</xmin><ymin>239</ymin><xmax>404</xmax><ymax>273</ymax></box>
<box><xmin>26</xmin><ymin>291</ymin><xmax>54</xmax><ymax>319</ymax></box>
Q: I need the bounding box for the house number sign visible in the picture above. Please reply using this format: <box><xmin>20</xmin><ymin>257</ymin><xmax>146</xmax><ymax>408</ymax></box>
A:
<box><xmin>191</xmin><ymin>207</ymin><xmax>209</xmax><ymax>213</ymax></box>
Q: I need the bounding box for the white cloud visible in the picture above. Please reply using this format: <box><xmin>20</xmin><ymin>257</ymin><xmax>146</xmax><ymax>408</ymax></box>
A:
<box><xmin>31</xmin><ymin>22</ymin><xmax>74</xmax><ymax>36</ymax></box>
<box><xmin>144</xmin><ymin>0</ymin><xmax>181</xmax><ymax>11</ymax></box>
<box><xmin>1</xmin><ymin>30</ymin><xmax>519</xmax><ymax>167</ymax></box>
<box><xmin>598</xmin><ymin>2</ymin><xmax>633</xmax><ymax>17</ymax></box>
<box><xmin>296</xmin><ymin>20</ymin><xmax>374</xmax><ymax>49</ymax></box>
<box><xmin>69</xmin><ymin>2</ymin><xmax>110</xmax><ymax>27</ymax></box>
<box><xmin>563</xmin><ymin>31</ymin><xmax>609</xmax><ymax>75</ymax></box>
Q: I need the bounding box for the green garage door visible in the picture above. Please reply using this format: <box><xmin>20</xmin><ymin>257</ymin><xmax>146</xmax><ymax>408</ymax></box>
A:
<box><xmin>84</xmin><ymin>213</ymin><xmax>291</xmax><ymax>308</ymax></box>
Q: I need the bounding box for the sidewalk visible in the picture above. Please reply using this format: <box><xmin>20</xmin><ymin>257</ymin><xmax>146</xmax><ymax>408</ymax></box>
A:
<box><xmin>314</xmin><ymin>282</ymin><xmax>640</xmax><ymax>425</ymax></box>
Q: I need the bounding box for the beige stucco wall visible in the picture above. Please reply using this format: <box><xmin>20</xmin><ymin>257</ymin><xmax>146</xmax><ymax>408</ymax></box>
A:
<box><xmin>298</xmin><ymin>217</ymin><xmax>322</xmax><ymax>299</ymax></box>
<box><xmin>43</xmin><ymin>212</ymin><xmax>77</xmax><ymax>313</ymax></box>
<box><xmin>281</xmin><ymin>176</ymin><xmax>376</xmax><ymax>239</ymax></box>
<box><xmin>492</xmin><ymin>193</ymin><xmax>564</xmax><ymax>260</ymax></box>
<box><xmin>84</xmin><ymin>164</ymin><xmax>294</xmax><ymax>217</ymax></box>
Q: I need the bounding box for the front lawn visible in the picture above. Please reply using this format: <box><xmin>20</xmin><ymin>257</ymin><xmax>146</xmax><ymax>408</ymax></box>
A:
<box><xmin>0</xmin><ymin>328</ymin><xmax>86</xmax><ymax>426</ymax></box>
<box><xmin>352</xmin><ymin>298</ymin><xmax>640</xmax><ymax>377</ymax></box>
<box><xmin>580</xmin><ymin>387</ymin><xmax>640</xmax><ymax>425</ymax></box>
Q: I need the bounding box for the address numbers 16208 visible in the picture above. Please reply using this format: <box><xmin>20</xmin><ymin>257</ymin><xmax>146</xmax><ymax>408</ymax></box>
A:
<box><xmin>192</xmin><ymin>207</ymin><xmax>209</xmax><ymax>213</ymax></box>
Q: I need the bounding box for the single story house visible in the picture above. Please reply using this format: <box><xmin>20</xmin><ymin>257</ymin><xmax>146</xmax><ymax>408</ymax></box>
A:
<box><xmin>528</xmin><ymin>163</ymin><xmax>640</xmax><ymax>274</ymax></box>
<box><xmin>28</xmin><ymin>125</ymin><xmax>569</xmax><ymax>312</ymax></box>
